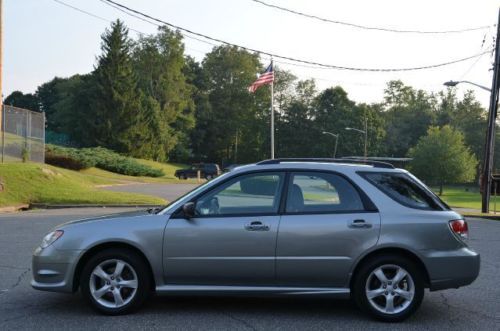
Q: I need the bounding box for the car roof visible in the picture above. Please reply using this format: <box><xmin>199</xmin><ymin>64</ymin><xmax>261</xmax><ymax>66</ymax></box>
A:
<box><xmin>230</xmin><ymin>160</ymin><xmax>406</xmax><ymax>175</ymax></box>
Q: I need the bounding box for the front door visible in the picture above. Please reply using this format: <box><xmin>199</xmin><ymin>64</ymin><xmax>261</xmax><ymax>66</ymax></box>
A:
<box><xmin>163</xmin><ymin>172</ymin><xmax>285</xmax><ymax>286</ymax></box>
<box><xmin>276</xmin><ymin>171</ymin><xmax>381</xmax><ymax>287</ymax></box>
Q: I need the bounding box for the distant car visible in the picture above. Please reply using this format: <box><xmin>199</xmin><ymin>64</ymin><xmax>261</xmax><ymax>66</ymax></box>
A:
<box><xmin>175</xmin><ymin>163</ymin><xmax>220</xmax><ymax>180</ymax></box>
<box><xmin>32</xmin><ymin>158</ymin><xmax>479</xmax><ymax>321</ymax></box>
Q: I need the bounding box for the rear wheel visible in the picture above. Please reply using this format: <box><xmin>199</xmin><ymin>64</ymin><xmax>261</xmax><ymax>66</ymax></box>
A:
<box><xmin>80</xmin><ymin>248</ymin><xmax>151</xmax><ymax>315</ymax></box>
<box><xmin>352</xmin><ymin>255</ymin><xmax>424</xmax><ymax>322</ymax></box>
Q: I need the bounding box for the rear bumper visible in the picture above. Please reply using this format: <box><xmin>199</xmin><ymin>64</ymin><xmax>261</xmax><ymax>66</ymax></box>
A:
<box><xmin>31</xmin><ymin>246</ymin><xmax>82</xmax><ymax>293</ymax></box>
<box><xmin>421</xmin><ymin>246</ymin><xmax>480</xmax><ymax>291</ymax></box>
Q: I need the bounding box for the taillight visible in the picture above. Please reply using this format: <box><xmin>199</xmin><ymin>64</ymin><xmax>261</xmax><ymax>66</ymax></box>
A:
<box><xmin>449</xmin><ymin>219</ymin><xmax>468</xmax><ymax>240</ymax></box>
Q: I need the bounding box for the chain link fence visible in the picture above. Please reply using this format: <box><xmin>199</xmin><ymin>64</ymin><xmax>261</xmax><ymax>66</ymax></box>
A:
<box><xmin>1</xmin><ymin>105</ymin><xmax>45</xmax><ymax>163</ymax></box>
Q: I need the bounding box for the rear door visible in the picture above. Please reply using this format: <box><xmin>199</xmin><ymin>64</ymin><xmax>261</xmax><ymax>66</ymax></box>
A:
<box><xmin>276</xmin><ymin>171</ymin><xmax>380</xmax><ymax>287</ymax></box>
<box><xmin>163</xmin><ymin>171</ymin><xmax>285</xmax><ymax>286</ymax></box>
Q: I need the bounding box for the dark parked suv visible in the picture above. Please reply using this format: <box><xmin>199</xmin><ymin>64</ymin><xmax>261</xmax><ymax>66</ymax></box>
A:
<box><xmin>175</xmin><ymin>163</ymin><xmax>220</xmax><ymax>180</ymax></box>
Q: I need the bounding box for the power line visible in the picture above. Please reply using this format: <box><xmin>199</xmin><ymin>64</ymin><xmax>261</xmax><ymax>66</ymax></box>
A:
<box><xmin>52</xmin><ymin>0</ymin><xmax>144</xmax><ymax>35</ymax></box>
<box><xmin>51</xmin><ymin>0</ymin><xmax>216</xmax><ymax>55</ymax></box>
<box><xmin>251</xmin><ymin>0</ymin><xmax>494</xmax><ymax>34</ymax></box>
<box><xmin>98</xmin><ymin>0</ymin><xmax>219</xmax><ymax>47</ymax></box>
<box><xmin>101</xmin><ymin>0</ymin><xmax>492</xmax><ymax>72</ymax></box>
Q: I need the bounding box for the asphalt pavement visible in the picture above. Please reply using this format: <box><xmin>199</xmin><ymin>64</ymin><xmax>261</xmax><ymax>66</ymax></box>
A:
<box><xmin>0</xmin><ymin>207</ymin><xmax>499</xmax><ymax>330</ymax></box>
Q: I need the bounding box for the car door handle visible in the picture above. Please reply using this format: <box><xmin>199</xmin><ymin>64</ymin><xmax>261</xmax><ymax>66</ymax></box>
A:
<box><xmin>349</xmin><ymin>219</ymin><xmax>372</xmax><ymax>229</ymax></box>
<box><xmin>245</xmin><ymin>221</ymin><xmax>270</xmax><ymax>231</ymax></box>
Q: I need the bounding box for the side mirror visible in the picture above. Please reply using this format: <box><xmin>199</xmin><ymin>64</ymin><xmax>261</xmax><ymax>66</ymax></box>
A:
<box><xmin>182</xmin><ymin>202</ymin><xmax>196</xmax><ymax>219</ymax></box>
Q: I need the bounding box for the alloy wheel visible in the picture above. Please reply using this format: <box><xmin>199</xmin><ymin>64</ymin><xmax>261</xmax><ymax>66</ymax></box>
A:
<box><xmin>365</xmin><ymin>264</ymin><xmax>415</xmax><ymax>314</ymax></box>
<box><xmin>89</xmin><ymin>259</ymin><xmax>138</xmax><ymax>309</ymax></box>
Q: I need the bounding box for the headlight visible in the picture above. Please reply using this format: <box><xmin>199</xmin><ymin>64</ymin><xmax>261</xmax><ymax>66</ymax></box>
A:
<box><xmin>40</xmin><ymin>230</ymin><xmax>64</xmax><ymax>249</ymax></box>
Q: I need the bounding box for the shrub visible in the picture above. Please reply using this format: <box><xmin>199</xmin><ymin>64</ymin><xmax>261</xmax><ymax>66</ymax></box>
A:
<box><xmin>45</xmin><ymin>145</ymin><xmax>164</xmax><ymax>177</ymax></box>
<box><xmin>45</xmin><ymin>153</ymin><xmax>89</xmax><ymax>170</ymax></box>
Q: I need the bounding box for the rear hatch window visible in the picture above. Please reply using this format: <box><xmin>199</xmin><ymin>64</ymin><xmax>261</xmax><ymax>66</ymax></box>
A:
<box><xmin>360</xmin><ymin>172</ymin><xmax>448</xmax><ymax>211</ymax></box>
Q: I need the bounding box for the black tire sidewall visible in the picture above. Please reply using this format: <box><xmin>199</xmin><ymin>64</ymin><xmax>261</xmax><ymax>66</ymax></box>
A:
<box><xmin>80</xmin><ymin>248</ymin><xmax>151</xmax><ymax>315</ymax></box>
<box><xmin>352</xmin><ymin>254</ymin><xmax>424</xmax><ymax>322</ymax></box>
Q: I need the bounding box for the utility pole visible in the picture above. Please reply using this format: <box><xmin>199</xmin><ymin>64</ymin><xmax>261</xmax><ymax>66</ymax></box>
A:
<box><xmin>482</xmin><ymin>8</ymin><xmax>500</xmax><ymax>213</ymax></box>
<box><xmin>0</xmin><ymin>0</ymin><xmax>3</xmax><ymax>163</ymax></box>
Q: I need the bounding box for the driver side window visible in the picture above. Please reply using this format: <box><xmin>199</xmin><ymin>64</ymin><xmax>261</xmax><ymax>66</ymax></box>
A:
<box><xmin>195</xmin><ymin>172</ymin><xmax>284</xmax><ymax>216</ymax></box>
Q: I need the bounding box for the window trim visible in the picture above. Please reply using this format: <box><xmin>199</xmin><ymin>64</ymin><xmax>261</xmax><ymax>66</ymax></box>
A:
<box><xmin>358</xmin><ymin>171</ymin><xmax>444</xmax><ymax>211</ymax></box>
<box><xmin>282</xmin><ymin>170</ymin><xmax>376</xmax><ymax>216</ymax></box>
<box><xmin>171</xmin><ymin>168</ymin><xmax>378</xmax><ymax>219</ymax></box>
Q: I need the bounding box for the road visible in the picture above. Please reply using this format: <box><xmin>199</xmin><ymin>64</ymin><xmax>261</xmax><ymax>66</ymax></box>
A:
<box><xmin>0</xmin><ymin>207</ymin><xmax>499</xmax><ymax>330</ymax></box>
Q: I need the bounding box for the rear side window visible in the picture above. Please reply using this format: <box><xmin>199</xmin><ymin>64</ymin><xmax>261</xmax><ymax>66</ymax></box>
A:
<box><xmin>361</xmin><ymin>172</ymin><xmax>440</xmax><ymax>210</ymax></box>
<box><xmin>286</xmin><ymin>172</ymin><xmax>365</xmax><ymax>213</ymax></box>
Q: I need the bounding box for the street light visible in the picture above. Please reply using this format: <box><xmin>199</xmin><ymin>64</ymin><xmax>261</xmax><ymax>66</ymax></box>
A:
<box><xmin>443</xmin><ymin>80</ymin><xmax>491</xmax><ymax>92</ymax></box>
<box><xmin>322</xmin><ymin>131</ymin><xmax>339</xmax><ymax>158</ymax></box>
<box><xmin>444</xmin><ymin>77</ymin><xmax>498</xmax><ymax>213</ymax></box>
<box><xmin>345</xmin><ymin>118</ymin><xmax>368</xmax><ymax>159</ymax></box>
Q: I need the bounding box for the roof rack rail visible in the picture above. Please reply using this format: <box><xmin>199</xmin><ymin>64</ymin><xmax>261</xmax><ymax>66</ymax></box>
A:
<box><xmin>256</xmin><ymin>158</ymin><xmax>395</xmax><ymax>169</ymax></box>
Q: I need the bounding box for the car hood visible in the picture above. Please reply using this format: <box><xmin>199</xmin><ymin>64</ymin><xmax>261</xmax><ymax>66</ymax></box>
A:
<box><xmin>60</xmin><ymin>209</ymin><xmax>153</xmax><ymax>227</ymax></box>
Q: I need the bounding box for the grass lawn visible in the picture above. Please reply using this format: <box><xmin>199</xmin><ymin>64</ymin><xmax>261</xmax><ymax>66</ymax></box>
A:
<box><xmin>435</xmin><ymin>186</ymin><xmax>499</xmax><ymax>211</ymax></box>
<box><xmin>0</xmin><ymin>162</ymin><xmax>166</xmax><ymax>207</ymax></box>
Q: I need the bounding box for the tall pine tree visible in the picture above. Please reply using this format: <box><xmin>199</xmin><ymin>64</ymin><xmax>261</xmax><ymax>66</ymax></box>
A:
<box><xmin>90</xmin><ymin>20</ymin><xmax>144</xmax><ymax>154</ymax></box>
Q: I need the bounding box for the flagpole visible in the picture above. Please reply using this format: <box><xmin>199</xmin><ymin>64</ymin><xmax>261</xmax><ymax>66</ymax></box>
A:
<box><xmin>270</xmin><ymin>59</ymin><xmax>274</xmax><ymax>159</ymax></box>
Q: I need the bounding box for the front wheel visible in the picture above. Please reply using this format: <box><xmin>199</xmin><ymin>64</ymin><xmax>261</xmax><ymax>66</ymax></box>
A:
<box><xmin>80</xmin><ymin>248</ymin><xmax>151</xmax><ymax>315</ymax></box>
<box><xmin>352</xmin><ymin>255</ymin><xmax>424</xmax><ymax>322</ymax></box>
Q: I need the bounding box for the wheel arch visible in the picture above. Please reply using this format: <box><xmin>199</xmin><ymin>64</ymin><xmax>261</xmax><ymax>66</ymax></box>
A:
<box><xmin>72</xmin><ymin>241</ymin><xmax>156</xmax><ymax>292</ymax></box>
<box><xmin>349</xmin><ymin>247</ymin><xmax>431</xmax><ymax>290</ymax></box>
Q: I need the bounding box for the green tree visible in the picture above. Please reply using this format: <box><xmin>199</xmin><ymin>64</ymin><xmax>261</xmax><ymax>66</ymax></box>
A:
<box><xmin>408</xmin><ymin>125</ymin><xmax>477</xmax><ymax>195</ymax></box>
<box><xmin>276</xmin><ymin>79</ymin><xmax>317</xmax><ymax>157</ymax></box>
<box><xmin>197</xmin><ymin>45</ymin><xmax>265</xmax><ymax>164</ymax></box>
<box><xmin>90</xmin><ymin>19</ymin><xmax>144</xmax><ymax>155</ymax></box>
<box><xmin>133</xmin><ymin>27</ymin><xmax>194</xmax><ymax>161</ymax></box>
<box><xmin>3</xmin><ymin>91</ymin><xmax>40</xmax><ymax>111</ymax></box>
<box><xmin>382</xmin><ymin>81</ymin><xmax>435</xmax><ymax>157</ymax></box>
<box><xmin>436</xmin><ymin>89</ymin><xmax>486</xmax><ymax>164</ymax></box>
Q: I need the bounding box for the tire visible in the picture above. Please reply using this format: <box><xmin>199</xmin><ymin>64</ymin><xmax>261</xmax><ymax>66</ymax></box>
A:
<box><xmin>182</xmin><ymin>174</ymin><xmax>187</xmax><ymax>180</ymax></box>
<box><xmin>352</xmin><ymin>254</ymin><xmax>424</xmax><ymax>322</ymax></box>
<box><xmin>80</xmin><ymin>248</ymin><xmax>151</xmax><ymax>315</ymax></box>
<box><xmin>205</xmin><ymin>174</ymin><xmax>213</xmax><ymax>180</ymax></box>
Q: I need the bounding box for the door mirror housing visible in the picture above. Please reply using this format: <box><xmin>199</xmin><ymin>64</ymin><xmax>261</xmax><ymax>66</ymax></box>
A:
<box><xmin>182</xmin><ymin>202</ymin><xmax>196</xmax><ymax>219</ymax></box>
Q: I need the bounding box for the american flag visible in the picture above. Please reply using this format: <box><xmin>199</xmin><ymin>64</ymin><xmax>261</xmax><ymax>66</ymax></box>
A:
<box><xmin>248</xmin><ymin>62</ymin><xmax>274</xmax><ymax>93</ymax></box>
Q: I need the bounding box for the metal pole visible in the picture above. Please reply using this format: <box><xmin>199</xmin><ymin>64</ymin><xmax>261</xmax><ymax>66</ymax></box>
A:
<box><xmin>333</xmin><ymin>135</ymin><xmax>338</xmax><ymax>158</ymax></box>
<box><xmin>364</xmin><ymin>116</ymin><xmax>368</xmax><ymax>160</ymax></box>
<box><xmin>495</xmin><ymin>181</ymin><xmax>497</xmax><ymax>214</ymax></box>
<box><xmin>234</xmin><ymin>129</ymin><xmax>238</xmax><ymax>164</ymax></box>
<box><xmin>270</xmin><ymin>59</ymin><xmax>274</xmax><ymax>159</ymax></box>
<box><xmin>481</xmin><ymin>8</ymin><xmax>500</xmax><ymax>213</ymax></box>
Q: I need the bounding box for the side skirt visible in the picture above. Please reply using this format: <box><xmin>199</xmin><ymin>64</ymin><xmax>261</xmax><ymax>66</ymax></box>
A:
<box><xmin>155</xmin><ymin>285</ymin><xmax>350</xmax><ymax>298</ymax></box>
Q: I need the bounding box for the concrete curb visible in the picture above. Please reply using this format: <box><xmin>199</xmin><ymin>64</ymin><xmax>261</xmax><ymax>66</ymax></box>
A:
<box><xmin>28</xmin><ymin>203</ymin><xmax>163</xmax><ymax>209</ymax></box>
<box><xmin>0</xmin><ymin>204</ymin><xmax>30</xmax><ymax>213</ymax></box>
<box><xmin>462</xmin><ymin>213</ymin><xmax>500</xmax><ymax>221</ymax></box>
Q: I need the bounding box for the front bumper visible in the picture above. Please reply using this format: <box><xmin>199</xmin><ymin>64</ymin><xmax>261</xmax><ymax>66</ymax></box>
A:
<box><xmin>422</xmin><ymin>246</ymin><xmax>480</xmax><ymax>291</ymax></box>
<box><xmin>31</xmin><ymin>245</ymin><xmax>83</xmax><ymax>293</ymax></box>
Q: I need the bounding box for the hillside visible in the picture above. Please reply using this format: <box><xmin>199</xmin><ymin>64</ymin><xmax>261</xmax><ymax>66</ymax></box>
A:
<box><xmin>0</xmin><ymin>162</ymin><xmax>167</xmax><ymax>207</ymax></box>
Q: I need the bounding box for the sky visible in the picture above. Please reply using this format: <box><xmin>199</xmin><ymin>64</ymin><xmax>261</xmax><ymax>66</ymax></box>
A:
<box><xmin>4</xmin><ymin>0</ymin><xmax>500</xmax><ymax>107</ymax></box>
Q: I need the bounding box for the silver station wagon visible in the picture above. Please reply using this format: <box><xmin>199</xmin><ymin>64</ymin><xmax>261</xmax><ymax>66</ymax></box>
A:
<box><xmin>32</xmin><ymin>159</ymin><xmax>480</xmax><ymax>322</ymax></box>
